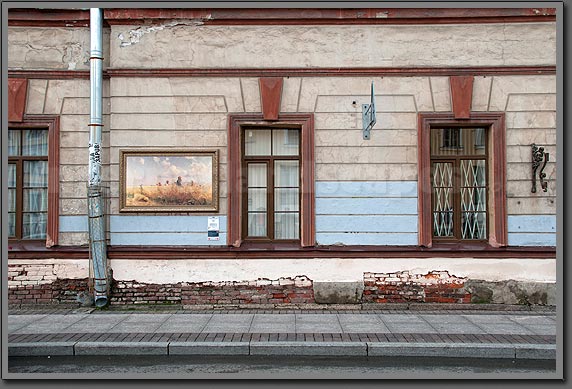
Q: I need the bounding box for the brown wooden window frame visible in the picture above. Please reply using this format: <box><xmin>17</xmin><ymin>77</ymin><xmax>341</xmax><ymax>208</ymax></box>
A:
<box><xmin>418</xmin><ymin>112</ymin><xmax>507</xmax><ymax>248</ymax></box>
<box><xmin>228</xmin><ymin>113</ymin><xmax>315</xmax><ymax>248</ymax></box>
<box><xmin>7</xmin><ymin>116</ymin><xmax>60</xmax><ymax>248</ymax></box>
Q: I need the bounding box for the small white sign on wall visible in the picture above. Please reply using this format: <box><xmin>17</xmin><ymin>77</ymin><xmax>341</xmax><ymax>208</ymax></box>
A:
<box><xmin>207</xmin><ymin>216</ymin><xmax>220</xmax><ymax>241</ymax></box>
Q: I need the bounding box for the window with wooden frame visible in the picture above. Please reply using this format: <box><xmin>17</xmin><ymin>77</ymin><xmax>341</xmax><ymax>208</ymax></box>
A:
<box><xmin>430</xmin><ymin>127</ymin><xmax>488</xmax><ymax>241</ymax></box>
<box><xmin>242</xmin><ymin>128</ymin><xmax>301</xmax><ymax>241</ymax></box>
<box><xmin>7</xmin><ymin>117</ymin><xmax>60</xmax><ymax>248</ymax></box>
<box><xmin>8</xmin><ymin>128</ymin><xmax>49</xmax><ymax>240</ymax></box>
<box><xmin>228</xmin><ymin>113</ymin><xmax>315</xmax><ymax>248</ymax></box>
<box><xmin>418</xmin><ymin>113</ymin><xmax>507</xmax><ymax>248</ymax></box>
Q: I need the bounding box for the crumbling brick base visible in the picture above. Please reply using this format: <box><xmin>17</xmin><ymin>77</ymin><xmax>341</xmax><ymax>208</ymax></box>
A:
<box><xmin>363</xmin><ymin>271</ymin><xmax>471</xmax><ymax>304</ymax></box>
<box><xmin>110</xmin><ymin>276</ymin><xmax>315</xmax><ymax>306</ymax></box>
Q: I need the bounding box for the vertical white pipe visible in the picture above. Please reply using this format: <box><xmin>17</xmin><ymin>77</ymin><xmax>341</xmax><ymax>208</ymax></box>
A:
<box><xmin>88</xmin><ymin>8</ymin><xmax>108</xmax><ymax>308</ymax></box>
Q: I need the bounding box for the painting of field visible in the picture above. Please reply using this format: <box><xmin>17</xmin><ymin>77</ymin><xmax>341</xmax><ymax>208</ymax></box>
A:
<box><xmin>121</xmin><ymin>151</ymin><xmax>218</xmax><ymax>211</ymax></box>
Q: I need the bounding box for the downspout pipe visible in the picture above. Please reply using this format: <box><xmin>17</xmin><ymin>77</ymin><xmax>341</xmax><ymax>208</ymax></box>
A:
<box><xmin>88</xmin><ymin>8</ymin><xmax>108</xmax><ymax>308</ymax></box>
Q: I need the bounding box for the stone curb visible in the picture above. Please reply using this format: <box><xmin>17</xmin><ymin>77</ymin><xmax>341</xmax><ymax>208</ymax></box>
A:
<box><xmin>250</xmin><ymin>341</ymin><xmax>367</xmax><ymax>356</ymax></box>
<box><xmin>169</xmin><ymin>342</ymin><xmax>250</xmax><ymax>355</ymax></box>
<box><xmin>8</xmin><ymin>341</ymin><xmax>556</xmax><ymax>359</ymax></box>
<box><xmin>74</xmin><ymin>341</ymin><xmax>169</xmax><ymax>356</ymax></box>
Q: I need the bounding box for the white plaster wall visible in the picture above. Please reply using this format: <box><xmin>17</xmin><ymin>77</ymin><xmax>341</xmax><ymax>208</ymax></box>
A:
<box><xmin>10</xmin><ymin>258</ymin><xmax>552</xmax><ymax>284</ymax></box>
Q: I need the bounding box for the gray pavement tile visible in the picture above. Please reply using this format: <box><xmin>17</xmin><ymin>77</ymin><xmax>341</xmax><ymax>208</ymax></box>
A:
<box><xmin>75</xmin><ymin>342</ymin><xmax>169</xmax><ymax>356</ymax></box>
<box><xmin>156</xmin><ymin>323</ymin><xmax>209</xmax><ymax>332</ymax></box>
<box><xmin>202</xmin><ymin>324</ymin><xmax>252</xmax><ymax>333</ymax></box>
<box><xmin>250</xmin><ymin>341</ymin><xmax>367</xmax><ymax>356</ymax></box>
<box><xmin>251</xmin><ymin>314</ymin><xmax>296</xmax><ymax>324</ymax></box>
<box><xmin>384</xmin><ymin>322</ymin><xmax>439</xmax><ymax>334</ymax></box>
<box><xmin>507</xmin><ymin>315</ymin><xmax>557</xmax><ymax>325</ymax></box>
<box><xmin>462</xmin><ymin>314</ymin><xmax>517</xmax><ymax>324</ymax></box>
<box><xmin>169</xmin><ymin>342</ymin><xmax>250</xmax><ymax>355</ymax></box>
<box><xmin>106</xmin><ymin>322</ymin><xmax>165</xmax><ymax>333</ymax></box>
<box><xmin>377</xmin><ymin>314</ymin><xmax>428</xmax><ymax>324</ymax></box>
<box><xmin>475</xmin><ymin>323</ymin><xmax>535</xmax><ymax>335</ymax></box>
<box><xmin>514</xmin><ymin>344</ymin><xmax>556</xmax><ymax>360</ymax></box>
<box><xmin>249</xmin><ymin>324</ymin><xmax>296</xmax><ymax>333</ymax></box>
<box><xmin>340</xmin><ymin>322</ymin><xmax>391</xmax><ymax>333</ymax></box>
<box><xmin>425</xmin><ymin>323</ymin><xmax>487</xmax><ymax>334</ymax></box>
<box><xmin>206</xmin><ymin>314</ymin><xmax>254</xmax><ymax>324</ymax></box>
<box><xmin>367</xmin><ymin>342</ymin><xmax>516</xmax><ymax>358</ymax></box>
<box><xmin>419</xmin><ymin>315</ymin><xmax>472</xmax><ymax>324</ymax></box>
<box><xmin>518</xmin><ymin>324</ymin><xmax>557</xmax><ymax>336</ymax></box>
<box><xmin>121</xmin><ymin>314</ymin><xmax>173</xmax><ymax>322</ymax></box>
<box><xmin>8</xmin><ymin>342</ymin><xmax>76</xmax><ymax>356</ymax></box>
<box><xmin>62</xmin><ymin>316</ymin><xmax>132</xmax><ymax>333</ymax></box>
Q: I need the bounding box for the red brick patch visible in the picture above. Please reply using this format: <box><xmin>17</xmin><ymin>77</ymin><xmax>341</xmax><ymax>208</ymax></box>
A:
<box><xmin>363</xmin><ymin>271</ymin><xmax>471</xmax><ymax>304</ymax></box>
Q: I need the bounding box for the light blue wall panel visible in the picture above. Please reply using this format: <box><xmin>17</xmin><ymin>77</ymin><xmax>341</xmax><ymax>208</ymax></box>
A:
<box><xmin>316</xmin><ymin>215</ymin><xmax>417</xmax><ymax>233</ymax></box>
<box><xmin>316</xmin><ymin>181</ymin><xmax>418</xmax><ymax>198</ymax></box>
<box><xmin>507</xmin><ymin>215</ymin><xmax>556</xmax><ymax>233</ymax></box>
<box><xmin>110</xmin><ymin>215</ymin><xmax>227</xmax><ymax>233</ymax></box>
<box><xmin>316</xmin><ymin>232</ymin><xmax>418</xmax><ymax>246</ymax></box>
<box><xmin>110</xmin><ymin>232</ymin><xmax>227</xmax><ymax>246</ymax></box>
<box><xmin>508</xmin><ymin>233</ymin><xmax>556</xmax><ymax>247</ymax></box>
<box><xmin>59</xmin><ymin>215</ymin><xmax>88</xmax><ymax>232</ymax></box>
<box><xmin>316</xmin><ymin>198</ymin><xmax>418</xmax><ymax>215</ymax></box>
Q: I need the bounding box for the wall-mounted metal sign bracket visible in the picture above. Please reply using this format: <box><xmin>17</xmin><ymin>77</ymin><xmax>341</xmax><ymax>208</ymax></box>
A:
<box><xmin>531</xmin><ymin>143</ymin><xmax>549</xmax><ymax>193</ymax></box>
<box><xmin>362</xmin><ymin>82</ymin><xmax>376</xmax><ymax>140</ymax></box>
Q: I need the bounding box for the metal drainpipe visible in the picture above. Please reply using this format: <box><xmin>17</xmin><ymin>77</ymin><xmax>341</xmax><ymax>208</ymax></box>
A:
<box><xmin>88</xmin><ymin>8</ymin><xmax>108</xmax><ymax>308</ymax></box>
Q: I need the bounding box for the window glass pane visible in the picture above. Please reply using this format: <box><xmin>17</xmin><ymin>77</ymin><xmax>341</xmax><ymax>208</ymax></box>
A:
<box><xmin>461</xmin><ymin>212</ymin><xmax>487</xmax><ymax>240</ymax></box>
<box><xmin>24</xmin><ymin>188</ymin><xmax>48</xmax><ymax>212</ymax></box>
<box><xmin>248</xmin><ymin>213</ymin><xmax>267</xmax><ymax>237</ymax></box>
<box><xmin>248</xmin><ymin>188</ymin><xmax>267</xmax><ymax>212</ymax></box>
<box><xmin>431</xmin><ymin>128</ymin><xmax>486</xmax><ymax>156</ymax></box>
<box><xmin>248</xmin><ymin>163</ymin><xmax>267</xmax><ymax>187</ymax></box>
<box><xmin>9</xmin><ymin>189</ymin><xmax>17</xmax><ymax>212</ymax></box>
<box><xmin>460</xmin><ymin>159</ymin><xmax>487</xmax><ymax>240</ymax></box>
<box><xmin>22</xmin><ymin>129</ymin><xmax>48</xmax><ymax>156</ymax></box>
<box><xmin>245</xmin><ymin>129</ymin><xmax>271</xmax><ymax>156</ymax></box>
<box><xmin>8</xmin><ymin>130</ymin><xmax>20</xmax><ymax>156</ymax></box>
<box><xmin>432</xmin><ymin>162</ymin><xmax>454</xmax><ymax>238</ymax></box>
<box><xmin>431</xmin><ymin>128</ymin><xmax>461</xmax><ymax>156</ymax></box>
<box><xmin>24</xmin><ymin>161</ymin><xmax>48</xmax><ymax>187</ymax></box>
<box><xmin>272</xmin><ymin>129</ymin><xmax>299</xmax><ymax>156</ymax></box>
<box><xmin>8</xmin><ymin>164</ymin><xmax>16</xmax><ymax>187</ymax></box>
<box><xmin>9</xmin><ymin>213</ymin><xmax>16</xmax><ymax>237</ymax></box>
<box><xmin>275</xmin><ymin>188</ymin><xmax>299</xmax><ymax>212</ymax></box>
<box><xmin>274</xmin><ymin>161</ymin><xmax>299</xmax><ymax>187</ymax></box>
<box><xmin>22</xmin><ymin>212</ymin><xmax>47</xmax><ymax>239</ymax></box>
<box><xmin>274</xmin><ymin>213</ymin><xmax>299</xmax><ymax>239</ymax></box>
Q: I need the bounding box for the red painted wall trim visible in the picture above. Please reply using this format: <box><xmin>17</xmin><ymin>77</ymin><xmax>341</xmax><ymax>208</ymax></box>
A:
<box><xmin>418</xmin><ymin>112</ymin><xmax>507</xmax><ymax>248</ymax></box>
<box><xmin>9</xmin><ymin>66</ymin><xmax>556</xmax><ymax>80</ymax></box>
<box><xmin>8</xmin><ymin>245</ymin><xmax>555</xmax><ymax>260</ymax></box>
<box><xmin>450</xmin><ymin>75</ymin><xmax>474</xmax><ymax>119</ymax></box>
<box><xmin>8</xmin><ymin>115</ymin><xmax>60</xmax><ymax>247</ymax></box>
<box><xmin>8</xmin><ymin>79</ymin><xmax>28</xmax><ymax>122</ymax></box>
<box><xmin>259</xmin><ymin>77</ymin><xmax>283</xmax><ymax>120</ymax></box>
<box><xmin>8</xmin><ymin>8</ymin><xmax>556</xmax><ymax>26</ymax></box>
<box><xmin>228</xmin><ymin>113</ymin><xmax>315</xmax><ymax>247</ymax></box>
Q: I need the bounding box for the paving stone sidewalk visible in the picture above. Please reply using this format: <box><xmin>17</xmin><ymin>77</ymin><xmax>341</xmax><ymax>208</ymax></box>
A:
<box><xmin>7</xmin><ymin>308</ymin><xmax>557</xmax><ymax>359</ymax></box>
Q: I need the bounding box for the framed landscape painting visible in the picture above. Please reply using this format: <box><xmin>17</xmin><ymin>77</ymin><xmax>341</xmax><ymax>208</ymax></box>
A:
<box><xmin>119</xmin><ymin>150</ymin><xmax>219</xmax><ymax>212</ymax></box>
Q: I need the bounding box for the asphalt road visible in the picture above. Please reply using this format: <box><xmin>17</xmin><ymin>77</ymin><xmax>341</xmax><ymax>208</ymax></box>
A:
<box><xmin>7</xmin><ymin>355</ymin><xmax>557</xmax><ymax>378</ymax></box>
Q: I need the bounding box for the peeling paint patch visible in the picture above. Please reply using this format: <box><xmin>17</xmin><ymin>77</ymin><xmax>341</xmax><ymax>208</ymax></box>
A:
<box><xmin>117</xmin><ymin>19</ymin><xmax>206</xmax><ymax>47</ymax></box>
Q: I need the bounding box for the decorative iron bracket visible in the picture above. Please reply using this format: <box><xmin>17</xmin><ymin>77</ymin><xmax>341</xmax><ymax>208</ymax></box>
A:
<box><xmin>531</xmin><ymin>144</ymin><xmax>549</xmax><ymax>193</ymax></box>
<box><xmin>362</xmin><ymin>81</ymin><xmax>376</xmax><ymax>140</ymax></box>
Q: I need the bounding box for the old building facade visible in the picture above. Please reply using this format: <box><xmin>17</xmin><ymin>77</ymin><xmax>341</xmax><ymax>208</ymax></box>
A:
<box><xmin>7</xmin><ymin>8</ymin><xmax>558</xmax><ymax>307</ymax></box>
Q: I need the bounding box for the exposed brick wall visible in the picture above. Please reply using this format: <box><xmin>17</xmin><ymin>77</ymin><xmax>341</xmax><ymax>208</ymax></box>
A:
<box><xmin>110</xmin><ymin>276</ymin><xmax>314</xmax><ymax>306</ymax></box>
<box><xmin>363</xmin><ymin>271</ymin><xmax>471</xmax><ymax>304</ymax></box>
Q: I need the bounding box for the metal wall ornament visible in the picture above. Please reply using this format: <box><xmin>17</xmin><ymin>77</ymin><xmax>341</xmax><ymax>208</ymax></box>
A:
<box><xmin>531</xmin><ymin>144</ymin><xmax>549</xmax><ymax>193</ymax></box>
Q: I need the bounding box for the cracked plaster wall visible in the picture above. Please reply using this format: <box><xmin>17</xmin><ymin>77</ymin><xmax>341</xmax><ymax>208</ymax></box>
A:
<box><xmin>8</xmin><ymin>27</ymin><xmax>110</xmax><ymax>70</ymax></box>
<box><xmin>110</xmin><ymin>22</ymin><xmax>555</xmax><ymax>69</ymax></box>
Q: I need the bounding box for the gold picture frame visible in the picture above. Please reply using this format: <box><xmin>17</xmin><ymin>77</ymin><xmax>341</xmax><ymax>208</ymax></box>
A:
<box><xmin>119</xmin><ymin>149</ymin><xmax>219</xmax><ymax>213</ymax></box>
